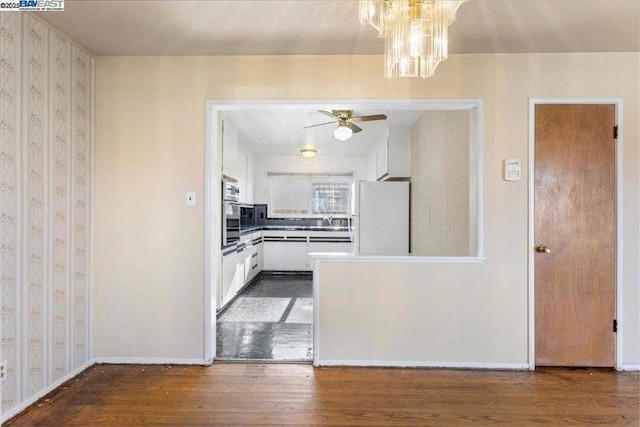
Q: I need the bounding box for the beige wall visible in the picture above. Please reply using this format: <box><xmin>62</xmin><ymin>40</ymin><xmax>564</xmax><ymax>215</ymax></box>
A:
<box><xmin>94</xmin><ymin>53</ymin><xmax>640</xmax><ymax>366</ymax></box>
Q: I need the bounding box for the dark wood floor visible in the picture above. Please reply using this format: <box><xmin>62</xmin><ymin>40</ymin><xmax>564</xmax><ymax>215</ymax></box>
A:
<box><xmin>5</xmin><ymin>363</ymin><xmax>639</xmax><ymax>426</ymax></box>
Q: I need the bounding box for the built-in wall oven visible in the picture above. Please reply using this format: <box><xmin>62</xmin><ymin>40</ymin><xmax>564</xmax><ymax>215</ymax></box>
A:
<box><xmin>222</xmin><ymin>177</ymin><xmax>240</xmax><ymax>247</ymax></box>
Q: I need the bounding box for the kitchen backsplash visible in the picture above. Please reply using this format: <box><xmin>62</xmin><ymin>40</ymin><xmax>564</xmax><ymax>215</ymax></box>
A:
<box><xmin>241</xmin><ymin>204</ymin><xmax>350</xmax><ymax>228</ymax></box>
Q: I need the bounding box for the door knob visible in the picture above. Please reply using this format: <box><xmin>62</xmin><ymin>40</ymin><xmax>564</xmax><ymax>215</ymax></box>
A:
<box><xmin>536</xmin><ymin>245</ymin><xmax>552</xmax><ymax>253</ymax></box>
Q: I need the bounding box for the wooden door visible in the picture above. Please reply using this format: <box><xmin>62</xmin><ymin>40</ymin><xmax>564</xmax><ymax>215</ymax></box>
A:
<box><xmin>534</xmin><ymin>104</ymin><xmax>616</xmax><ymax>367</ymax></box>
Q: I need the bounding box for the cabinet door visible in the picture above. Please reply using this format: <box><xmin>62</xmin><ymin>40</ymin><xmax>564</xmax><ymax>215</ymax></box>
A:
<box><xmin>246</xmin><ymin>154</ymin><xmax>254</xmax><ymax>204</ymax></box>
<box><xmin>248</xmin><ymin>245</ymin><xmax>259</xmax><ymax>282</ymax></box>
<box><xmin>387</xmin><ymin>128</ymin><xmax>411</xmax><ymax>178</ymax></box>
<box><xmin>331</xmin><ymin>241</ymin><xmax>354</xmax><ymax>253</ymax></box>
<box><xmin>235</xmin><ymin>251</ymin><xmax>245</xmax><ymax>296</ymax></box>
<box><xmin>307</xmin><ymin>241</ymin><xmax>332</xmax><ymax>270</ymax></box>
<box><xmin>236</xmin><ymin>146</ymin><xmax>248</xmax><ymax>204</ymax></box>
<box><xmin>240</xmin><ymin>247</ymin><xmax>252</xmax><ymax>291</ymax></box>
<box><xmin>308</xmin><ymin>241</ymin><xmax>332</xmax><ymax>253</ymax></box>
<box><xmin>263</xmin><ymin>241</ymin><xmax>285</xmax><ymax>270</ymax></box>
<box><xmin>284</xmin><ymin>241</ymin><xmax>309</xmax><ymax>271</ymax></box>
<box><xmin>221</xmin><ymin>251</ymin><xmax>238</xmax><ymax>309</ymax></box>
<box><xmin>222</xmin><ymin>119</ymin><xmax>238</xmax><ymax>180</ymax></box>
<box><xmin>376</xmin><ymin>136</ymin><xmax>389</xmax><ymax>180</ymax></box>
<box><xmin>257</xmin><ymin>242</ymin><xmax>263</xmax><ymax>273</ymax></box>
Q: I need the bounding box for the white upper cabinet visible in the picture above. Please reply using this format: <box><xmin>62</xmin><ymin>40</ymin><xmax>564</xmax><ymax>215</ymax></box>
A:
<box><xmin>236</xmin><ymin>144</ymin><xmax>254</xmax><ymax>204</ymax></box>
<box><xmin>222</xmin><ymin>118</ymin><xmax>255</xmax><ymax>204</ymax></box>
<box><xmin>222</xmin><ymin>119</ymin><xmax>239</xmax><ymax>180</ymax></box>
<box><xmin>374</xmin><ymin>127</ymin><xmax>411</xmax><ymax>181</ymax></box>
<box><xmin>236</xmin><ymin>145</ymin><xmax>248</xmax><ymax>203</ymax></box>
<box><xmin>375</xmin><ymin>132</ymin><xmax>389</xmax><ymax>180</ymax></box>
<box><xmin>246</xmin><ymin>154</ymin><xmax>254</xmax><ymax>204</ymax></box>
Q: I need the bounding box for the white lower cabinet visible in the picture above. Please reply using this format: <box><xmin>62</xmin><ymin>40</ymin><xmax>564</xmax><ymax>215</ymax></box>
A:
<box><xmin>238</xmin><ymin>233</ymin><xmax>263</xmax><ymax>292</ymax></box>
<box><xmin>331</xmin><ymin>242</ymin><xmax>354</xmax><ymax>253</ymax></box>
<box><xmin>263</xmin><ymin>240</ymin><xmax>307</xmax><ymax>271</ymax></box>
<box><xmin>247</xmin><ymin>243</ymin><xmax>260</xmax><ymax>282</ymax></box>
<box><xmin>219</xmin><ymin>232</ymin><xmax>264</xmax><ymax>311</ymax></box>
<box><xmin>307</xmin><ymin>242</ymin><xmax>332</xmax><ymax>269</ymax></box>
<box><xmin>220</xmin><ymin>249</ymin><xmax>238</xmax><ymax>309</ymax></box>
<box><xmin>257</xmin><ymin>241</ymin><xmax>263</xmax><ymax>271</ymax></box>
<box><xmin>263</xmin><ymin>232</ymin><xmax>307</xmax><ymax>271</ymax></box>
<box><xmin>307</xmin><ymin>232</ymin><xmax>354</xmax><ymax>269</ymax></box>
<box><xmin>263</xmin><ymin>240</ymin><xmax>285</xmax><ymax>270</ymax></box>
<box><xmin>237</xmin><ymin>246</ymin><xmax>250</xmax><ymax>293</ymax></box>
<box><xmin>219</xmin><ymin>229</ymin><xmax>352</xmax><ymax>308</ymax></box>
<box><xmin>308</xmin><ymin>241</ymin><xmax>332</xmax><ymax>253</ymax></box>
<box><xmin>284</xmin><ymin>240</ymin><xmax>309</xmax><ymax>271</ymax></box>
<box><xmin>262</xmin><ymin>230</ymin><xmax>353</xmax><ymax>271</ymax></box>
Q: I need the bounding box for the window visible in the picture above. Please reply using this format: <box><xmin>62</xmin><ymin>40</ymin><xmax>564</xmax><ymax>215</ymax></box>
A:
<box><xmin>311</xmin><ymin>177</ymin><xmax>350</xmax><ymax>215</ymax></box>
<box><xmin>269</xmin><ymin>173</ymin><xmax>352</xmax><ymax>217</ymax></box>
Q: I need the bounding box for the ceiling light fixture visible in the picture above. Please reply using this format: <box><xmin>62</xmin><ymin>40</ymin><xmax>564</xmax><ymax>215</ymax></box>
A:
<box><xmin>333</xmin><ymin>123</ymin><xmax>353</xmax><ymax>141</ymax></box>
<box><xmin>300</xmin><ymin>148</ymin><xmax>318</xmax><ymax>158</ymax></box>
<box><xmin>359</xmin><ymin>0</ymin><xmax>467</xmax><ymax>79</ymax></box>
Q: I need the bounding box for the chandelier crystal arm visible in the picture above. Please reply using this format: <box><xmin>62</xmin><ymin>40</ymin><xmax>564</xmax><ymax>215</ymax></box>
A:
<box><xmin>359</xmin><ymin>0</ymin><xmax>467</xmax><ymax>79</ymax></box>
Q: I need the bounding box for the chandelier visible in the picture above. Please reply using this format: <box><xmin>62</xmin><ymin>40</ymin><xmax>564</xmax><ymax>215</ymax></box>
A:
<box><xmin>359</xmin><ymin>0</ymin><xmax>467</xmax><ymax>79</ymax></box>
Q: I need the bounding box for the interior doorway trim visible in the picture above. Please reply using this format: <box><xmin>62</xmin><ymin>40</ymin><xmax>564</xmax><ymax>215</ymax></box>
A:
<box><xmin>204</xmin><ymin>98</ymin><xmax>484</xmax><ymax>363</ymax></box>
<box><xmin>527</xmin><ymin>98</ymin><xmax>624</xmax><ymax>370</ymax></box>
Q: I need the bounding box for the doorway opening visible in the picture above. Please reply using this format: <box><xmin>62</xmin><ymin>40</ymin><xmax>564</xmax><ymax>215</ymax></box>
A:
<box><xmin>216</xmin><ymin>273</ymin><xmax>313</xmax><ymax>361</ymax></box>
<box><xmin>204</xmin><ymin>99</ymin><xmax>484</xmax><ymax>364</ymax></box>
<box><xmin>528</xmin><ymin>99</ymin><xmax>623</xmax><ymax>369</ymax></box>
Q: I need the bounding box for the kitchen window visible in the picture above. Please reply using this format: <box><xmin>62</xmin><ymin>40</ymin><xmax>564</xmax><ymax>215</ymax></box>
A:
<box><xmin>268</xmin><ymin>173</ymin><xmax>352</xmax><ymax>217</ymax></box>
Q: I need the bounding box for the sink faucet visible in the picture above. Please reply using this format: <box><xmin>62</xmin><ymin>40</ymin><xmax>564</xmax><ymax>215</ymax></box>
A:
<box><xmin>323</xmin><ymin>216</ymin><xmax>333</xmax><ymax>226</ymax></box>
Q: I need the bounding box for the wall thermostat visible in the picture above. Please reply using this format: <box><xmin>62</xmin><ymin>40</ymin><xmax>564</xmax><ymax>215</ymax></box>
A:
<box><xmin>503</xmin><ymin>159</ymin><xmax>522</xmax><ymax>181</ymax></box>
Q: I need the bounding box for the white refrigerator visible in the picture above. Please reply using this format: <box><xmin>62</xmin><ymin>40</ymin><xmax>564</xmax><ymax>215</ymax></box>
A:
<box><xmin>351</xmin><ymin>181</ymin><xmax>410</xmax><ymax>255</ymax></box>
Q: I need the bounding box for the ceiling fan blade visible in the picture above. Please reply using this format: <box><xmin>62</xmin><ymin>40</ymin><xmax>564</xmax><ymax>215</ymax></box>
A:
<box><xmin>346</xmin><ymin>122</ymin><xmax>363</xmax><ymax>133</ymax></box>
<box><xmin>303</xmin><ymin>121</ymin><xmax>336</xmax><ymax>129</ymax></box>
<box><xmin>317</xmin><ymin>110</ymin><xmax>338</xmax><ymax>119</ymax></box>
<box><xmin>351</xmin><ymin>114</ymin><xmax>388</xmax><ymax>122</ymax></box>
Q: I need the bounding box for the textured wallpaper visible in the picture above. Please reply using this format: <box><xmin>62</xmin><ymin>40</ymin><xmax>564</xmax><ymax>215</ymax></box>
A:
<box><xmin>0</xmin><ymin>12</ymin><xmax>93</xmax><ymax>416</ymax></box>
<box><xmin>410</xmin><ymin>110</ymin><xmax>470</xmax><ymax>256</ymax></box>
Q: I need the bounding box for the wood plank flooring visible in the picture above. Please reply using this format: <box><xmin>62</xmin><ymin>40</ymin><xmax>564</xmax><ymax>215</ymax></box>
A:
<box><xmin>5</xmin><ymin>363</ymin><xmax>639</xmax><ymax>426</ymax></box>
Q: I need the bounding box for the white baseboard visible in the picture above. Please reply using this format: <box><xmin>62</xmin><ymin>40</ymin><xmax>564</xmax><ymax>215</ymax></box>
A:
<box><xmin>316</xmin><ymin>360</ymin><xmax>531</xmax><ymax>370</ymax></box>
<box><xmin>93</xmin><ymin>357</ymin><xmax>208</xmax><ymax>365</ymax></box>
<box><xmin>619</xmin><ymin>364</ymin><xmax>640</xmax><ymax>371</ymax></box>
<box><xmin>1</xmin><ymin>360</ymin><xmax>94</xmax><ymax>424</ymax></box>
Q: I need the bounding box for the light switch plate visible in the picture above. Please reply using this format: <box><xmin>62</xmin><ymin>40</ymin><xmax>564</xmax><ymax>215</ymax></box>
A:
<box><xmin>186</xmin><ymin>191</ymin><xmax>196</xmax><ymax>206</ymax></box>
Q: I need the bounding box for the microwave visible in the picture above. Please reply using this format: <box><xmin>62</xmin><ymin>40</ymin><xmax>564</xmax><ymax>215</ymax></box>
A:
<box><xmin>222</xmin><ymin>176</ymin><xmax>240</xmax><ymax>202</ymax></box>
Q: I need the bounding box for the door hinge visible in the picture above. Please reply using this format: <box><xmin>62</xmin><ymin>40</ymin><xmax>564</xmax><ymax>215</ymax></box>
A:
<box><xmin>613</xmin><ymin>319</ymin><xmax>618</xmax><ymax>333</ymax></box>
<box><xmin>613</xmin><ymin>125</ymin><xmax>618</xmax><ymax>139</ymax></box>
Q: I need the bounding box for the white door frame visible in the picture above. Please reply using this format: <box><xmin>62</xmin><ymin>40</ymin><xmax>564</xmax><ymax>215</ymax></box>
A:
<box><xmin>527</xmin><ymin>98</ymin><xmax>624</xmax><ymax>370</ymax></box>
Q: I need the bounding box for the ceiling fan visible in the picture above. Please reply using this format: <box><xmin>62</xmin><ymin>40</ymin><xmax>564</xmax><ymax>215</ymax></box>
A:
<box><xmin>304</xmin><ymin>110</ymin><xmax>387</xmax><ymax>141</ymax></box>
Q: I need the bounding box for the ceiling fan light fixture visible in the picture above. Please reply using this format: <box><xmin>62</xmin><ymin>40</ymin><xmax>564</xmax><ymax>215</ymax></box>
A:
<box><xmin>300</xmin><ymin>148</ymin><xmax>318</xmax><ymax>158</ymax></box>
<box><xmin>333</xmin><ymin>125</ymin><xmax>353</xmax><ymax>141</ymax></box>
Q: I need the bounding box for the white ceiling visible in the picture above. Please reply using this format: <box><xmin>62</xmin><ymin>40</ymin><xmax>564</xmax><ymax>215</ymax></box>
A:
<box><xmin>34</xmin><ymin>0</ymin><xmax>639</xmax><ymax>157</ymax></box>
<box><xmin>224</xmin><ymin>107</ymin><xmax>427</xmax><ymax>157</ymax></box>
<box><xmin>36</xmin><ymin>1</ymin><xmax>639</xmax><ymax>56</ymax></box>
